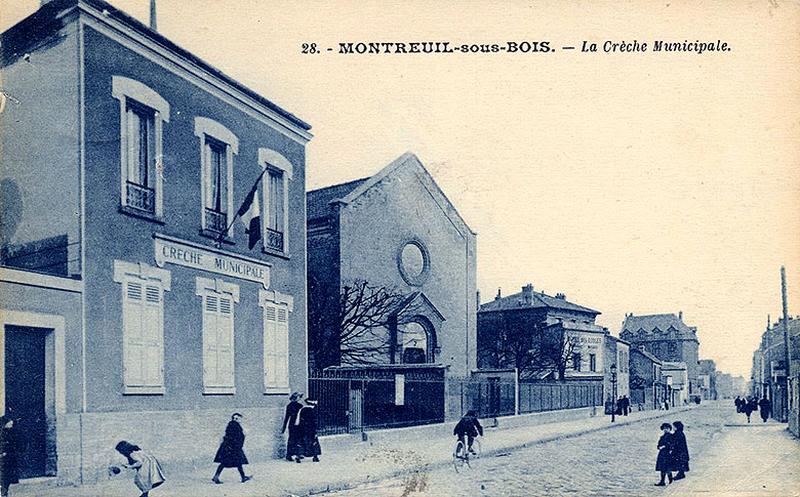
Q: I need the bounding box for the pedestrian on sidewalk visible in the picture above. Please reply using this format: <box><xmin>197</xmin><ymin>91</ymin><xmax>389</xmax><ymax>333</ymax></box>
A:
<box><xmin>281</xmin><ymin>392</ymin><xmax>304</xmax><ymax>462</ymax></box>
<box><xmin>743</xmin><ymin>398</ymin><xmax>756</xmax><ymax>423</ymax></box>
<box><xmin>212</xmin><ymin>413</ymin><xmax>252</xmax><ymax>484</ymax></box>
<box><xmin>734</xmin><ymin>396</ymin><xmax>743</xmax><ymax>413</ymax></box>
<box><xmin>621</xmin><ymin>395</ymin><xmax>630</xmax><ymax>416</ymax></box>
<box><xmin>671</xmin><ymin>421</ymin><xmax>690</xmax><ymax>480</ymax></box>
<box><xmin>0</xmin><ymin>415</ymin><xmax>19</xmax><ymax>497</ymax></box>
<box><xmin>112</xmin><ymin>441</ymin><xmax>165</xmax><ymax>497</ymax></box>
<box><xmin>758</xmin><ymin>397</ymin><xmax>771</xmax><ymax>423</ymax></box>
<box><xmin>453</xmin><ymin>410</ymin><xmax>484</xmax><ymax>455</ymax></box>
<box><xmin>654</xmin><ymin>422</ymin><xmax>674</xmax><ymax>486</ymax></box>
<box><xmin>296</xmin><ymin>398</ymin><xmax>321</xmax><ymax>463</ymax></box>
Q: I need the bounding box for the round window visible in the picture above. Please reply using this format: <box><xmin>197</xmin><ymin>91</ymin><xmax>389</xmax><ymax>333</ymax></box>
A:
<box><xmin>397</xmin><ymin>240</ymin><xmax>430</xmax><ymax>286</ymax></box>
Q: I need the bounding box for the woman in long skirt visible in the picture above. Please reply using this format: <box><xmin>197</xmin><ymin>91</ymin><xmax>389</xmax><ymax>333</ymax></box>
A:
<box><xmin>114</xmin><ymin>441</ymin><xmax>165</xmax><ymax>497</ymax></box>
<box><xmin>297</xmin><ymin>399</ymin><xmax>321</xmax><ymax>463</ymax></box>
<box><xmin>212</xmin><ymin>413</ymin><xmax>251</xmax><ymax>484</ymax></box>
<box><xmin>281</xmin><ymin>392</ymin><xmax>304</xmax><ymax>462</ymax></box>
<box><xmin>671</xmin><ymin>421</ymin><xmax>690</xmax><ymax>480</ymax></box>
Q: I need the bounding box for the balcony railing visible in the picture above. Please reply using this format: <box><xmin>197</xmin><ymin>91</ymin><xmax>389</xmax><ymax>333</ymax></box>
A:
<box><xmin>266</xmin><ymin>227</ymin><xmax>284</xmax><ymax>252</ymax></box>
<box><xmin>204</xmin><ymin>208</ymin><xmax>228</xmax><ymax>235</ymax></box>
<box><xmin>126</xmin><ymin>182</ymin><xmax>155</xmax><ymax>213</ymax></box>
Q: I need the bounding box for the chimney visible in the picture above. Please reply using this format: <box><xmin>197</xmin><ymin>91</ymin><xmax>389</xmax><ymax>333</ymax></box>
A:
<box><xmin>555</xmin><ymin>293</ymin><xmax>566</xmax><ymax>300</ymax></box>
<box><xmin>678</xmin><ymin>311</ymin><xmax>683</xmax><ymax>320</ymax></box>
<box><xmin>150</xmin><ymin>0</ymin><xmax>158</xmax><ymax>31</ymax></box>
<box><xmin>495</xmin><ymin>288</ymin><xmax>502</xmax><ymax>300</ymax></box>
<box><xmin>522</xmin><ymin>283</ymin><xmax>533</xmax><ymax>304</ymax></box>
<box><xmin>476</xmin><ymin>290</ymin><xmax>481</xmax><ymax>308</ymax></box>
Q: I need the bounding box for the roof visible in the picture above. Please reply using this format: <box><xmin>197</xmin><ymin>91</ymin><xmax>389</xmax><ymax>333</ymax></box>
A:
<box><xmin>662</xmin><ymin>361</ymin><xmax>688</xmax><ymax>371</ymax></box>
<box><xmin>479</xmin><ymin>289</ymin><xmax>600</xmax><ymax>315</ymax></box>
<box><xmin>306</xmin><ymin>178</ymin><xmax>369</xmax><ymax>221</ymax></box>
<box><xmin>544</xmin><ymin>319</ymin><xmax>606</xmax><ymax>333</ymax></box>
<box><xmin>1</xmin><ymin>0</ymin><xmax>311</xmax><ymax>133</ymax></box>
<box><xmin>620</xmin><ymin>313</ymin><xmax>697</xmax><ymax>340</ymax></box>
<box><xmin>306</xmin><ymin>152</ymin><xmax>475</xmax><ymax>235</ymax></box>
<box><xmin>631</xmin><ymin>347</ymin><xmax>663</xmax><ymax>365</ymax></box>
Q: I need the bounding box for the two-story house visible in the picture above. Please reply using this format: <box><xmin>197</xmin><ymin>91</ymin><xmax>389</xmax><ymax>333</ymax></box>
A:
<box><xmin>0</xmin><ymin>0</ymin><xmax>310</xmax><ymax>484</ymax></box>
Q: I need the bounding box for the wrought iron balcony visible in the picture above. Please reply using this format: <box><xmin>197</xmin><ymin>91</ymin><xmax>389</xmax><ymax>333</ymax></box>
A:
<box><xmin>126</xmin><ymin>182</ymin><xmax>155</xmax><ymax>213</ymax></box>
<box><xmin>266</xmin><ymin>227</ymin><xmax>284</xmax><ymax>252</ymax></box>
<box><xmin>204</xmin><ymin>208</ymin><xmax>228</xmax><ymax>234</ymax></box>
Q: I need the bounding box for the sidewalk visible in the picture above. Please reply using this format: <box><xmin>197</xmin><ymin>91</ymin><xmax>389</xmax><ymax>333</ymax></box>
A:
<box><xmin>14</xmin><ymin>406</ymin><xmax>691</xmax><ymax>497</ymax></box>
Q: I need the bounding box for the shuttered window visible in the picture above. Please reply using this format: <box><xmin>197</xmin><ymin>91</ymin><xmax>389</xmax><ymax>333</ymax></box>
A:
<box><xmin>263</xmin><ymin>303</ymin><xmax>289</xmax><ymax>393</ymax></box>
<box><xmin>122</xmin><ymin>279</ymin><xmax>165</xmax><ymax>393</ymax></box>
<box><xmin>201</xmin><ymin>291</ymin><xmax>236</xmax><ymax>394</ymax></box>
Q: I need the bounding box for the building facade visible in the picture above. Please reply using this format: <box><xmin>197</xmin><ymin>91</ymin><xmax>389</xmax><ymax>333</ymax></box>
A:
<box><xmin>1</xmin><ymin>0</ymin><xmax>311</xmax><ymax>484</ymax></box>
<box><xmin>630</xmin><ymin>346</ymin><xmax>664</xmax><ymax>410</ymax></box>
<box><xmin>750</xmin><ymin>316</ymin><xmax>799</xmax><ymax>421</ymax></box>
<box><xmin>698</xmin><ymin>358</ymin><xmax>717</xmax><ymax>400</ymax></box>
<box><xmin>662</xmin><ymin>362</ymin><xmax>689</xmax><ymax>406</ymax></box>
<box><xmin>620</xmin><ymin>312</ymin><xmax>700</xmax><ymax>397</ymax></box>
<box><xmin>478</xmin><ymin>284</ymin><xmax>606</xmax><ymax>382</ymax></box>
<box><xmin>602</xmin><ymin>334</ymin><xmax>630</xmax><ymax>406</ymax></box>
<box><xmin>306</xmin><ymin>152</ymin><xmax>477</xmax><ymax>377</ymax></box>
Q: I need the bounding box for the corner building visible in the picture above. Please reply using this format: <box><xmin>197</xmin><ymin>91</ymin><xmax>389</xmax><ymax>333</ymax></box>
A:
<box><xmin>0</xmin><ymin>0</ymin><xmax>311</xmax><ymax>484</ymax></box>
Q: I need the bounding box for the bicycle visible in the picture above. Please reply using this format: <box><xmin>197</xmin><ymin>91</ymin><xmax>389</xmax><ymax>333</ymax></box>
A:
<box><xmin>452</xmin><ymin>436</ymin><xmax>482</xmax><ymax>473</ymax></box>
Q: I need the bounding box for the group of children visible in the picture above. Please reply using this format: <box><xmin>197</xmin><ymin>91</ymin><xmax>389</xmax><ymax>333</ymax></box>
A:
<box><xmin>654</xmin><ymin>421</ymin><xmax>690</xmax><ymax>486</ymax></box>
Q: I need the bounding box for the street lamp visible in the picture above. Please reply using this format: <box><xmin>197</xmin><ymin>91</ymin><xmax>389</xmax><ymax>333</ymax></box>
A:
<box><xmin>610</xmin><ymin>363</ymin><xmax>618</xmax><ymax>423</ymax></box>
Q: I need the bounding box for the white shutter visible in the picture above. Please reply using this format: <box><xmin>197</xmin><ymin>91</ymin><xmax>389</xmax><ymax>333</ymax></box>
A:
<box><xmin>143</xmin><ymin>284</ymin><xmax>164</xmax><ymax>387</ymax></box>
<box><xmin>123</xmin><ymin>281</ymin><xmax>145</xmax><ymax>386</ymax></box>
<box><xmin>217</xmin><ymin>296</ymin><xmax>235</xmax><ymax>388</ymax></box>
<box><xmin>276</xmin><ymin>307</ymin><xmax>289</xmax><ymax>389</ymax></box>
<box><xmin>263</xmin><ymin>304</ymin><xmax>279</xmax><ymax>389</ymax></box>
<box><xmin>203</xmin><ymin>294</ymin><xmax>219</xmax><ymax>388</ymax></box>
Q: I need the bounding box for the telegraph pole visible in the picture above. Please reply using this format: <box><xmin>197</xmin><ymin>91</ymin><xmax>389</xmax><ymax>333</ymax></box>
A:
<box><xmin>150</xmin><ymin>0</ymin><xmax>157</xmax><ymax>31</ymax></box>
<box><xmin>781</xmin><ymin>266</ymin><xmax>792</xmax><ymax>421</ymax></box>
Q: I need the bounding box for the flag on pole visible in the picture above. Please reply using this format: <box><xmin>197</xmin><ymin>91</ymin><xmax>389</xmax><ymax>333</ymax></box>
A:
<box><xmin>237</xmin><ymin>176</ymin><xmax>263</xmax><ymax>250</ymax></box>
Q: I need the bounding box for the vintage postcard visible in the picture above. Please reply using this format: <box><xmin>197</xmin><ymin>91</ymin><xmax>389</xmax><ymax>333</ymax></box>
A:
<box><xmin>0</xmin><ymin>1</ymin><xmax>798</xmax><ymax>496</ymax></box>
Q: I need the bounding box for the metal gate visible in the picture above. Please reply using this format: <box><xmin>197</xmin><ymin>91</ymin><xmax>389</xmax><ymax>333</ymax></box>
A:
<box><xmin>348</xmin><ymin>384</ymin><xmax>363</xmax><ymax>432</ymax></box>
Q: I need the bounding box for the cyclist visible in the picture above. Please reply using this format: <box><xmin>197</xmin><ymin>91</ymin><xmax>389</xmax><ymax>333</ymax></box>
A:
<box><xmin>453</xmin><ymin>409</ymin><xmax>483</xmax><ymax>454</ymax></box>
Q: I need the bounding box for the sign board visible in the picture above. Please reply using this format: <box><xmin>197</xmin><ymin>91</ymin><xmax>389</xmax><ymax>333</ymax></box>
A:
<box><xmin>154</xmin><ymin>235</ymin><xmax>270</xmax><ymax>288</ymax></box>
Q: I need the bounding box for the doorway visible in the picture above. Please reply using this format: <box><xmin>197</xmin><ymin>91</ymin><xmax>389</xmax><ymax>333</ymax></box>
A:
<box><xmin>4</xmin><ymin>325</ymin><xmax>55</xmax><ymax>478</ymax></box>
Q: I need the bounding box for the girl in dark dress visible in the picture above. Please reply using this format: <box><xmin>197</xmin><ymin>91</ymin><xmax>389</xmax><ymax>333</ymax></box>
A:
<box><xmin>671</xmin><ymin>421</ymin><xmax>690</xmax><ymax>480</ymax></box>
<box><xmin>0</xmin><ymin>415</ymin><xmax>19</xmax><ymax>497</ymax></box>
<box><xmin>655</xmin><ymin>422</ymin><xmax>674</xmax><ymax>486</ymax></box>
<box><xmin>296</xmin><ymin>399</ymin><xmax>321</xmax><ymax>463</ymax></box>
<box><xmin>212</xmin><ymin>413</ymin><xmax>251</xmax><ymax>484</ymax></box>
<box><xmin>281</xmin><ymin>392</ymin><xmax>304</xmax><ymax>462</ymax></box>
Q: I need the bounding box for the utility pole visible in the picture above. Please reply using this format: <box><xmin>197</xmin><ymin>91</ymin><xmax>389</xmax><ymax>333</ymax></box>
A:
<box><xmin>780</xmin><ymin>266</ymin><xmax>792</xmax><ymax>421</ymax></box>
<box><xmin>765</xmin><ymin>314</ymin><xmax>771</xmax><ymax>401</ymax></box>
<box><xmin>150</xmin><ymin>0</ymin><xmax>157</xmax><ymax>31</ymax></box>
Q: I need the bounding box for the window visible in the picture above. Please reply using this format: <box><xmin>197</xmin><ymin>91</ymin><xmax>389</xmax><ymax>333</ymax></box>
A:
<box><xmin>195</xmin><ymin>117</ymin><xmax>238</xmax><ymax>238</ymax></box>
<box><xmin>589</xmin><ymin>353</ymin><xmax>597</xmax><ymax>372</ymax></box>
<box><xmin>258</xmin><ymin>148</ymin><xmax>293</xmax><ymax>254</ymax></box>
<box><xmin>572</xmin><ymin>353</ymin><xmax>582</xmax><ymax>372</ymax></box>
<box><xmin>113</xmin><ymin>260</ymin><xmax>171</xmax><ymax>394</ymax></box>
<box><xmin>260</xmin><ymin>290</ymin><xmax>293</xmax><ymax>394</ymax></box>
<box><xmin>112</xmin><ymin>76</ymin><xmax>169</xmax><ymax>219</ymax></box>
<box><xmin>196</xmin><ymin>277</ymin><xmax>239</xmax><ymax>394</ymax></box>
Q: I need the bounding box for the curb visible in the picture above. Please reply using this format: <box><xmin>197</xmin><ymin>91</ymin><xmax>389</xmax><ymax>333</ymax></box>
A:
<box><xmin>296</xmin><ymin>407</ymin><xmax>692</xmax><ymax>496</ymax></box>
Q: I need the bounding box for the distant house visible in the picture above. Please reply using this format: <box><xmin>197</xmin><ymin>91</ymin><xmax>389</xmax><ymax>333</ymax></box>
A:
<box><xmin>306</xmin><ymin>152</ymin><xmax>477</xmax><ymax>377</ymax></box>
<box><xmin>620</xmin><ymin>313</ymin><xmax>700</xmax><ymax>397</ymax></box>
<box><xmin>603</xmin><ymin>335</ymin><xmax>630</xmax><ymax>405</ymax></box>
<box><xmin>698</xmin><ymin>358</ymin><xmax>717</xmax><ymax>400</ymax></box>
<box><xmin>662</xmin><ymin>362</ymin><xmax>689</xmax><ymax>406</ymax></box>
<box><xmin>478</xmin><ymin>284</ymin><xmax>606</xmax><ymax>380</ymax></box>
<box><xmin>630</xmin><ymin>346</ymin><xmax>664</xmax><ymax>410</ymax></box>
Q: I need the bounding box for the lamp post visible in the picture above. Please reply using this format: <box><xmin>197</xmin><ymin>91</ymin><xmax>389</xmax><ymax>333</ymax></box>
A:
<box><xmin>611</xmin><ymin>363</ymin><xmax>618</xmax><ymax>423</ymax></box>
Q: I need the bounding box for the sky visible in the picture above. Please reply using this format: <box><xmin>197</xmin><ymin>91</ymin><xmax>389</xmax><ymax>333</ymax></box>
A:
<box><xmin>2</xmin><ymin>0</ymin><xmax>798</xmax><ymax>378</ymax></box>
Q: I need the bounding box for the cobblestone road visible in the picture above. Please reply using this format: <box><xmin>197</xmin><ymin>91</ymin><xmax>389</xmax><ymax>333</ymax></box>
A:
<box><xmin>326</xmin><ymin>404</ymin><xmax>799</xmax><ymax>497</ymax></box>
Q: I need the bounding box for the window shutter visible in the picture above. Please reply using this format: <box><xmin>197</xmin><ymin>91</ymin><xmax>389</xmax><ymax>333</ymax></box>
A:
<box><xmin>123</xmin><ymin>281</ymin><xmax>145</xmax><ymax>386</ymax></box>
<box><xmin>203</xmin><ymin>294</ymin><xmax>219</xmax><ymax>387</ymax></box>
<box><xmin>276</xmin><ymin>307</ymin><xmax>289</xmax><ymax>389</ymax></box>
<box><xmin>263</xmin><ymin>304</ymin><xmax>279</xmax><ymax>389</ymax></box>
<box><xmin>143</xmin><ymin>284</ymin><xmax>164</xmax><ymax>386</ymax></box>
<box><xmin>217</xmin><ymin>296</ymin><xmax>234</xmax><ymax>388</ymax></box>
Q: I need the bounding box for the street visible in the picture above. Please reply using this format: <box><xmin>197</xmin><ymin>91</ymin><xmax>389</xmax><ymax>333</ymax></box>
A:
<box><xmin>326</xmin><ymin>403</ymin><xmax>800</xmax><ymax>497</ymax></box>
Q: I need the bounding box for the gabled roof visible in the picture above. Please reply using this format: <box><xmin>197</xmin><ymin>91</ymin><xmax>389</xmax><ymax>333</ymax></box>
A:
<box><xmin>621</xmin><ymin>313</ymin><xmax>697</xmax><ymax>340</ymax></box>
<box><xmin>391</xmin><ymin>291</ymin><xmax>446</xmax><ymax>322</ymax></box>
<box><xmin>307</xmin><ymin>178</ymin><xmax>369</xmax><ymax>221</ymax></box>
<box><xmin>479</xmin><ymin>289</ymin><xmax>600</xmax><ymax>315</ymax></box>
<box><xmin>2</xmin><ymin>0</ymin><xmax>311</xmax><ymax>134</ymax></box>
<box><xmin>305</xmin><ymin>152</ymin><xmax>475</xmax><ymax>235</ymax></box>
<box><xmin>631</xmin><ymin>347</ymin><xmax>662</xmax><ymax>365</ymax></box>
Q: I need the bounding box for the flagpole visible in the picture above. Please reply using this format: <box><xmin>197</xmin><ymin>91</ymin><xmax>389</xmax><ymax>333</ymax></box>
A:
<box><xmin>216</xmin><ymin>167</ymin><xmax>270</xmax><ymax>249</ymax></box>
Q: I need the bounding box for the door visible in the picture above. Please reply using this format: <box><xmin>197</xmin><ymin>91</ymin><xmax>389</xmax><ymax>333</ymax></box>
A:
<box><xmin>488</xmin><ymin>377</ymin><xmax>501</xmax><ymax>417</ymax></box>
<box><xmin>348</xmin><ymin>384</ymin><xmax>363</xmax><ymax>433</ymax></box>
<box><xmin>4</xmin><ymin>325</ymin><xmax>48</xmax><ymax>479</ymax></box>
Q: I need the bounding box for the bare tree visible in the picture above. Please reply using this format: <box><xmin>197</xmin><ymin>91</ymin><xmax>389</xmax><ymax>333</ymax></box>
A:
<box><xmin>308</xmin><ymin>277</ymin><xmax>410</xmax><ymax>371</ymax></box>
